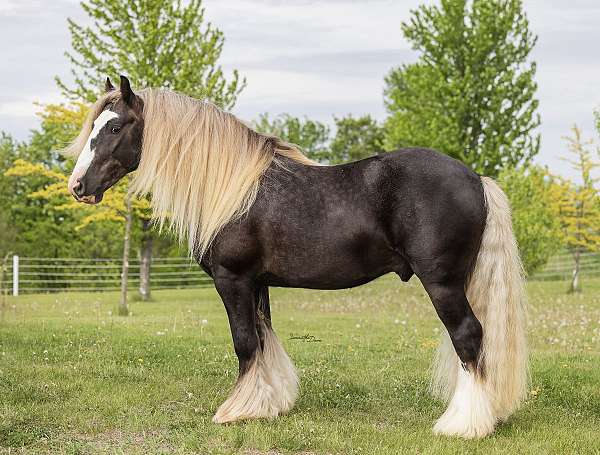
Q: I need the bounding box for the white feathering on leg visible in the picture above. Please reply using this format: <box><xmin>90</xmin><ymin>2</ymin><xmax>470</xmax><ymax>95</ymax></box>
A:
<box><xmin>213</xmin><ymin>321</ymin><xmax>298</xmax><ymax>423</ymax></box>
<box><xmin>261</xmin><ymin>321</ymin><xmax>299</xmax><ymax>414</ymax></box>
<box><xmin>212</xmin><ymin>349</ymin><xmax>278</xmax><ymax>423</ymax></box>
<box><xmin>433</xmin><ymin>364</ymin><xmax>496</xmax><ymax>439</ymax></box>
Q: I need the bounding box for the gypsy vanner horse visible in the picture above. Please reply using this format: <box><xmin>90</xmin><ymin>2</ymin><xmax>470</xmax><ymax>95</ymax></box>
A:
<box><xmin>66</xmin><ymin>76</ymin><xmax>528</xmax><ymax>438</ymax></box>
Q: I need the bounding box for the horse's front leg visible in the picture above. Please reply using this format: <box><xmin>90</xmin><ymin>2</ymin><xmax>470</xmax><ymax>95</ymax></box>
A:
<box><xmin>212</xmin><ymin>276</ymin><xmax>298</xmax><ymax>423</ymax></box>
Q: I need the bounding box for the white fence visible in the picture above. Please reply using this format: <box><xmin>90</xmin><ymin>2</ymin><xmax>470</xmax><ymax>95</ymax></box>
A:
<box><xmin>1</xmin><ymin>252</ymin><xmax>599</xmax><ymax>295</ymax></box>
<box><xmin>1</xmin><ymin>255</ymin><xmax>212</xmax><ymax>295</ymax></box>
<box><xmin>529</xmin><ymin>251</ymin><xmax>600</xmax><ymax>281</ymax></box>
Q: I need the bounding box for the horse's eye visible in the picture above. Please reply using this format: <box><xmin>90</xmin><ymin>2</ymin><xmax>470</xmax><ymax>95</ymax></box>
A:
<box><xmin>111</xmin><ymin>126</ymin><xmax>121</xmax><ymax>134</ymax></box>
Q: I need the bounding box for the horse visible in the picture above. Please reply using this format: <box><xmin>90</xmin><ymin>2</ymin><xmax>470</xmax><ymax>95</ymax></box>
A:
<box><xmin>65</xmin><ymin>75</ymin><xmax>528</xmax><ymax>438</ymax></box>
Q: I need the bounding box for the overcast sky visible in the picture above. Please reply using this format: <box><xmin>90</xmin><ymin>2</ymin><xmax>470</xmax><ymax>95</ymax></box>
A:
<box><xmin>1</xmin><ymin>0</ymin><xmax>599</xmax><ymax>178</ymax></box>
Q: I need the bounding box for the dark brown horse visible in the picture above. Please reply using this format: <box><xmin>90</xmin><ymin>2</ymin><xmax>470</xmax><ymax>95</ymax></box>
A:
<box><xmin>66</xmin><ymin>76</ymin><xmax>528</xmax><ymax>438</ymax></box>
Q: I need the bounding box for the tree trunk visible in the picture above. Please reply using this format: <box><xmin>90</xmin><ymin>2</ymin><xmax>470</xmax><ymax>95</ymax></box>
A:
<box><xmin>569</xmin><ymin>248</ymin><xmax>581</xmax><ymax>293</ymax></box>
<box><xmin>119</xmin><ymin>193</ymin><xmax>132</xmax><ymax>316</ymax></box>
<box><xmin>139</xmin><ymin>219</ymin><xmax>153</xmax><ymax>301</ymax></box>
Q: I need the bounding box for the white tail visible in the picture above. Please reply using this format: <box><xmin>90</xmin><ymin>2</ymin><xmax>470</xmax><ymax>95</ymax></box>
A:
<box><xmin>431</xmin><ymin>176</ymin><xmax>529</xmax><ymax>437</ymax></box>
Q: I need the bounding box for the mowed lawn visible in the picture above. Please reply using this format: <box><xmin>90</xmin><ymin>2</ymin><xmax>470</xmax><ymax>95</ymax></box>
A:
<box><xmin>1</xmin><ymin>275</ymin><xmax>599</xmax><ymax>454</ymax></box>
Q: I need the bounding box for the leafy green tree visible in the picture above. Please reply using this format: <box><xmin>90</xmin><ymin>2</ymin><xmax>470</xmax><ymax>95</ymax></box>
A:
<box><xmin>1</xmin><ymin>131</ymin><xmax>125</xmax><ymax>262</ymax></box>
<box><xmin>254</xmin><ymin>114</ymin><xmax>331</xmax><ymax>162</ymax></box>
<box><xmin>330</xmin><ymin>115</ymin><xmax>385</xmax><ymax>164</ymax></box>
<box><xmin>554</xmin><ymin>126</ymin><xmax>600</xmax><ymax>293</ymax></box>
<box><xmin>57</xmin><ymin>0</ymin><xmax>244</xmax><ymax>109</ymax></box>
<box><xmin>384</xmin><ymin>0</ymin><xmax>540</xmax><ymax>177</ymax></box>
<box><xmin>498</xmin><ymin>166</ymin><xmax>560</xmax><ymax>275</ymax></box>
<box><xmin>0</xmin><ymin>134</ymin><xmax>19</xmax><ymax>256</ymax></box>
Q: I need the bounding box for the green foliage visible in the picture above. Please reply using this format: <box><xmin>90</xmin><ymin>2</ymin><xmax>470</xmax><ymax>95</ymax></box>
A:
<box><xmin>57</xmin><ymin>0</ymin><xmax>245</xmax><ymax>108</ymax></box>
<box><xmin>384</xmin><ymin>0</ymin><xmax>540</xmax><ymax>177</ymax></box>
<box><xmin>254</xmin><ymin>113</ymin><xmax>385</xmax><ymax>164</ymax></box>
<box><xmin>330</xmin><ymin>115</ymin><xmax>385</xmax><ymax>164</ymax></box>
<box><xmin>0</xmin><ymin>134</ymin><xmax>19</xmax><ymax>255</ymax></box>
<box><xmin>254</xmin><ymin>113</ymin><xmax>331</xmax><ymax>162</ymax></box>
<box><xmin>555</xmin><ymin>127</ymin><xmax>600</xmax><ymax>253</ymax></box>
<box><xmin>0</xmin><ymin>132</ymin><xmax>126</xmax><ymax>259</ymax></box>
<box><xmin>552</xmin><ymin>126</ymin><xmax>600</xmax><ymax>292</ymax></box>
<box><xmin>498</xmin><ymin>166</ymin><xmax>560</xmax><ymax>275</ymax></box>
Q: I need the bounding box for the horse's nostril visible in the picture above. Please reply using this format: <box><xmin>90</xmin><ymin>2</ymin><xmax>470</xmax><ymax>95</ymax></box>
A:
<box><xmin>73</xmin><ymin>180</ymin><xmax>85</xmax><ymax>197</ymax></box>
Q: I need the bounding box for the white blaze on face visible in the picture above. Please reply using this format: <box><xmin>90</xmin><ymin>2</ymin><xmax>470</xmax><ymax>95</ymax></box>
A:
<box><xmin>68</xmin><ymin>109</ymin><xmax>119</xmax><ymax>194</ymax></box>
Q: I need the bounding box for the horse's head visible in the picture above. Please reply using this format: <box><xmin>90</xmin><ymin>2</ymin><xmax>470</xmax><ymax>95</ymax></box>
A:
<box><xmin>68</xmin><ymin>75</ymin><xmax>144</xmax><ymax>204</ymax></box>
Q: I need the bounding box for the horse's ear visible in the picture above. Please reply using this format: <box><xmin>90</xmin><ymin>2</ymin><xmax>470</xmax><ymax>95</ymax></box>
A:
<box><xmin>119</xmin><ymin>75</ymin><xmax>135</xmax><ymax>105</ymax></box>
<box><xmin>105</xmin><ymin>77</ymin><xmax>115</xmax><ymax>92</ymax></box>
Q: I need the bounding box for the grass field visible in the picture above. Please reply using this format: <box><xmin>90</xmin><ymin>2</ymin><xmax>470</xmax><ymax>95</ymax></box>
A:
<box><xmin>1</xmin><ymin>275</ymin><xmax>600</xmax><ymax>454</ymax></box>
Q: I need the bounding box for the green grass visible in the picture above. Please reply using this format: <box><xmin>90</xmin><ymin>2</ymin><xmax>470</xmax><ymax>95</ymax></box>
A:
<box><xmin>1</xmin><ymin>276</ymin><xmax>600</xmax><ymax>454</ymax></box>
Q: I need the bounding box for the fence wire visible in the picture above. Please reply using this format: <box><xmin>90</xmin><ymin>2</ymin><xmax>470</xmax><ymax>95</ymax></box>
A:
<box><xmin>0</xmin><ymin>256</ymin><xmax>212</xmax><ymax>294</ymax></box>
<box><xmin>529</xmin><ymin>252</ymin><xmax>600</xmax><ymax>281</ymax></box>
<box><xmin>1</xmin><ymin>252</ymin><xmax>598</xmax><ymax>294</ymax></box>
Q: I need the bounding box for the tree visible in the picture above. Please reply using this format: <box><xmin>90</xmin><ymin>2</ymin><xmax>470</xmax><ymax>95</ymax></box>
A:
<box><xmin>554</xmin><ymin>126</ymin><xmax>600</xmax><ymax>293</ymax></box>
<box><xmin>384</xmin><ymin>0</ymin><xmax>540</xmax><ymax>177</ymax></box>
<box><xmin>497</xmin><ymin>166</ymin><xmax>560</xmax><ymax>275</ymax></box>
<box><xmin>1</xmin><ymin>130</ymin><xmax>121</xmax><ymax>262</ymax></box>
<box><xmin>0</xmin><ymin>135</ymin><xmax>18</xmax><ymax>258</ymax></box>
<box><xmin>120</xmin><ymin>191</ymin><xmax>133</xmax><ymax>316</ymax></box>
<box><xmin>330</xmin><ymin>115</ymin><xmax>385</xmax><ymax>164</ymax></box>
<box><xmin>254</xmin><ymin>113</ymin><xmax>386</xmax><ymax>164</ymax></box>
<box><xmin>57</xmin><ymin>0</ymin><xmax>244</xmax><ymax>109</ymax></box>
<box><xmin>254</xmin><ymin>114</ymin><xmax>331</xmax><ymax>162</ymax></box>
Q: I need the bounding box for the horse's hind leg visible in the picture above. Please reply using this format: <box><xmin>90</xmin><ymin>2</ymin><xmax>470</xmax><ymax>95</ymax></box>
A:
<box><xmin>212</xmin><ymin>277</ymin><xmax>298</xmax><ymax>423</ymax></box>
<box><xmin>422</xmin><ymin>278</ymin><xmax>495</xmax><ymax>438</ymax></box>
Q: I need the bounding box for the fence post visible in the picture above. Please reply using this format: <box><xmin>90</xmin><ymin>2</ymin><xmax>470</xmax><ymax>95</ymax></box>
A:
<box><xmin>12</xmin><ymin>255</ymin><xmax>19</xmax><ymax>297</ymax></box>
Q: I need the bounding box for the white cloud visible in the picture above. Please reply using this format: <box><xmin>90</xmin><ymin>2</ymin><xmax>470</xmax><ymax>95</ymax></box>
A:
<box><xmin>0</xmin><ymin>93</ymin><xmax>64</xmax><ymax>117</ymax></box>
<box><xmin>0</xmin><ymin>0</ymin><xmax>599</xmax><ymax>180</ymax></box>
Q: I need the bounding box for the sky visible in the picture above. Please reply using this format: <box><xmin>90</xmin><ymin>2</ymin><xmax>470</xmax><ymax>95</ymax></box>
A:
<box><xmin>1</xmin><ymin>0</ymin><xmax>599</xmax><ymax>179</ymax></box>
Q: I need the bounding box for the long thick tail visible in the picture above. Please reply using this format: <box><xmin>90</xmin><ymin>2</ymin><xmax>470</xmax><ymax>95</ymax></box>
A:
<box><xmin>431</xmin><ymin>176</ymin><xmax>529</xmax><ymax>434</ymax></box>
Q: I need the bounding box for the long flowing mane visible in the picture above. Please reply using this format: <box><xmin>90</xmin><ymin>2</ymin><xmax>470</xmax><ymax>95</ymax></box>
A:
<box><xmin>65</xmin><ymin>88</ymin><xmax>316</xmax><ymax>257</ymax></box>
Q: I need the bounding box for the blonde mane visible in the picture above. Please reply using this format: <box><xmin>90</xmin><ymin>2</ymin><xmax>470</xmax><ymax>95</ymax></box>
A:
<box><xmin>66</xmin><ymin>89</ymin><xmax>315</xmax><ymax>257</ymax></box>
